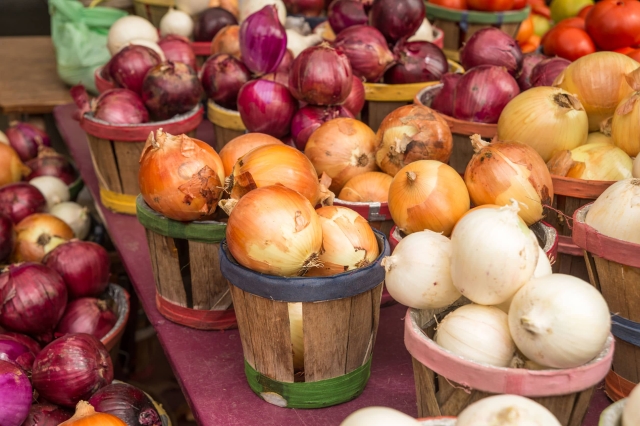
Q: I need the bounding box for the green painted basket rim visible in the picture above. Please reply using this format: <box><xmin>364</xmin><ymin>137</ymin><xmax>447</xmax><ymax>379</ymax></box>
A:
<box><xmin>425</xmin><ymin>3</ymin><xmax>530</xmax><ymax>24</ymax></box>
<box><xmin>135</xmin><ymin>195</ymin><xmax>226</xmax><ymax>243</ymax></box>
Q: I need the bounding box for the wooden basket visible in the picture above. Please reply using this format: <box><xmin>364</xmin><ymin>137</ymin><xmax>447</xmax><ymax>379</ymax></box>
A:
<box><xmin>599</xmin><ymin>399</ymin><xmax>626</xmax><ymax>426</ymax></box>
<box><xmin>79</xmin><ymin>106</ymin><xmax>203</xmax><ymax>215</ymax></box>
<box><xmin>362</xmin><ymin>60</ymin><xmax>463</xmax><ymax>133</ymax></box>
<box><xmin>405</xmin><ymin>302</ymin><xmax>614</xmax><ymax>425</ymax></box>
<box><xmin>219</xmin><ymin>230</ymin><xmax>389</xmax><ymax>408</ymax></box>
<box><xmin>95</xmin><ymin>66</ymin><xmax>116</xmax><ymax>94</ymax></box>
<box><xmin>207</xmin><ymin>99</ymin><xmax>246</xmax><ymax>152</ymax></box>
<box><xmin>136</xmin><ymin>196</ymin><xmax>236</xmax><ymax>330</ymax></box>
<box><xmin>102</xmin><ymin>283</ymin><xmax>131</xmax><ymax>360</ymax></box>
<box><xmin>133</xmin><ymin>0</ymin><xmax>173</xmax><ymax>27</ymax></box>
<box><xmin>573</xmin><ymin>203</ymin><xmax>640</xmax><ymax>400</ymax></box>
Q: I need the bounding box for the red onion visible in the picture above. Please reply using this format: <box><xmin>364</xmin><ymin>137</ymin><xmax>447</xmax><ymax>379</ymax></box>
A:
<box><xmin>369</xmin><ymin>0</ymin><xmax>425</xmax><ymax>43</ymax></box>
<box><xmin>453</xmin><ymin>65</ymin><xmax>520</xmax><ymax>124</ymax></box>
<box><xmin>460</xmin><ymin>28</ymin><xmax>523</xmax><ymax>77</ymax></box>
<box><xmin>278</xmin><ymin>49</ymin><xmax>294</xmax><ymax>73</ymax></box>
<box><xmin>0</xmin><ymin>335</ymin><xmax>35</xmax><ymax>372</ymax></box>
<box><xmin>289</xmin><ymin>44</ymin><xmax>353</xmax><ymax>105</ymax></box>
<box><xmin>333</xmin><ymin>25</ymin><xmax>395</xmax><ymax>83</ymax></box>
<box><xmin>237</xmin><ymin>79</ymin><xmax>297</xmax><ymax>137</ymax></box>
<box><xmin>142</xmin><ymin>62</ymin><xmax>203</xmax><ymax>121</ymax></box>
<box><xmin>109</xmin><ymin>45</ymin><xmax>162</xmax><ymax>95</ymax></box>
<box><xmin>261</xmin><ymin>70</ymin><xmax>290</xmax><ymax>88</ymax></box>
<box><xmin>201</xmin><ymin>54</ymin><xmax>251</xmax><ymax>110</ymax></box>
<box><xmin>95</xmin><ymin>89</ymin><xmax>149</xmax><ymax>124</ymax></box>
<box><xmin>283</xmin><ymin>0</ymin><xmax>325</xmax><ymax>16</ymax></box>
<box><xmin>0</xmin><ymin>214</ymin><xmax>14</xmax><ymax>262</ymax></box>
<box><xmin>239</xmin><ymin>5</ymin><xmax>287</xmax><ymax>76</ymax></box>
<box><xmin>291</xmin><ymin>105</ymin><xmax>354</xmax><ymax>150</ymax></box>
<box><xmin>516</xmin><ymin>53</ymin><xmax>546</xmax><ymax>91</ymax></box>
<box><xmin>0</xmin><ymin>359</ymin><xmax>32</xmax><ymax>426</ymax></box>
<box><xmin>43</xmin><ymin>240</ymin><xmax>111</xmax><ymax>299</ymax></box>
<box><xmin>328</xmin><ymin>0</ymin><xmax>369</xmax><ymax>34</ymax></box>
<box><xmin>281</xmin><ymin>135</ymin><xmax>297</xmax><ymax>147</ymax></box>
<box><xmin>0</xmin><ymin>263</ymin><xmax>67</xmax><ymax>342</ymax></box>
<box><xmin>55</xmin><ymin>298</ymin><xmax>117</xmax><ymax>340</ymax></box>
<box><xmin>26</xmin><ymin>148</ymin><xmax>77</xmax><ymax>185</ymax></box>
<box><xmin>32</xmin><ymin>333</ymin><xmax>113</xmax><ymax>407</ymax></box>
<box><xmin>5</xmin><ymin>122</ymin><xmax>51</xmax><ymax>162</ymax></box>
<box><xmin>531</xmin><ymin>57</ymin><xmax>571</xmax><ymax>88</ymax></box>
<box><xmin>89</xmin><ymin>382</ymin><xmax>163</xmax><ymax>426</ymax></box>
<box><xmin>0</xmin><ymin>332</ymin><xmax>42</xmax><ymax>355</ymax></box>
<box><xmin>343</xmin><ymin>75</ymin><xmax>365</xmax><ymax>115</ymax></box>
<box><xmin>22</xmin><ymin>404</ymin><xmax>72</xmax><ymax>426</ymax></box>
<box><xmin>384</xmin><ymin>41</ymin><xmax>448</xmax><ymax>84</ymax></box>
<box><xmin>0</xmin><ymin>183</ymin><xmax>46</xmax><ymax>224</ymax></box>
<box><xmin>158</xmin><ymin>35</ymin><xmax>197</xmax><ymax>70</ymax></box>
<box><xmin>431</xmin><ymin>72</ymin><xmax>462</xmax><ymax>117</ymax></box>
<box><xmin>194</xmin><ymin>7</ymin><xmax>238</xmax><ymax>42</ymax></box>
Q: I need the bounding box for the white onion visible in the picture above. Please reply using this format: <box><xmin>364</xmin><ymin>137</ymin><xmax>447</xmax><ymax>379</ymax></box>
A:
<box><xmin>0</xmin><ymin>130</ymin><xmax>8</xmax><ymax>145</ymax></box>
<box><xmin>288</xmin><ymin>302</ymin><xmax>304</xmax><ymax>371</ymax></box>
<box><xmin>450</xmin><ymin>201</ymin><xmax>539</xmax><ymax>305</ymax></box>
<box><xmin>436</xmin><ymin>304</ymin><xmax>516</xmax><ymax>368</ymax></box>
<box><xmin>239</xmin><ymin>0</ymin><xmax>286</xmax><ymax>24</ymax></box>
<box><xmin>107</xmin><ymin>15</ymin><xmax>159</xmax><ymax>55</ymax></box>
<box><xmin>623</xmin><ymin>384</ymin><xmax>640</xmax><ymax>426</ymax></box>
<box><xmin>340</xmin><ymin>407</ymin><xmax>419</xmax><ymax>426</ymax></box>
<box><xmin>160</xmin><ymin>8</ymin><xmax>195</xmax><ymax>38</ymax></box>
<box><xmin>509</xmin><ymin>274</ymin><xmax>611</xmax><ymax>369</ymax></box>
<box><xmin>633</xmin><ymin>156</ymin><xmax>640</xmax><ymax>178</ymax></box>
<box><xmin>286</xmin><ymin>29</ymin><xmax>322</xmax><ymax>57</ymax></box>
<box><xmin>407</xmin><ymin>19</ymin><xmax>434</xmax><ymax>42</ymax></box>
<box><xmin>50</xmin><ymin>202</ymin><xmax>91</xmax><ymax>240</ymax></box>
<box><xmin>456</xmin><ymin>395</ymin><xmax>561</xmax><ymax>426</ymax></box>
<box><xmin>381</xmin><ymin>230</ymin><xmax>460</xmax><ymax>309</ymax></box>
<box><xmin>175</xmin><ymin>0</ymin><xmax>210</xmax><ymax>15</ymax></box>
<box><xmin>119</xmin><ymin>39</ymin><xmax>166</xmax><ymax>61</ymax></box>
<box><xmin>29</xmin><ymin>176</ymin><xmax>70</xmax><ymax>211</ymax></box>
<box><xmin>585</xmin><ymin>178</ymin><xmax>640</xmax><ymax>244</ymax></box>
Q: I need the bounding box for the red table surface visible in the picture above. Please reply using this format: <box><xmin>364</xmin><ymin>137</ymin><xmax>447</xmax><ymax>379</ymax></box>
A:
<box><xmin>54</xmin><ymin>103</ymin><xmax>610</xmax><ymax>425</ymax></box>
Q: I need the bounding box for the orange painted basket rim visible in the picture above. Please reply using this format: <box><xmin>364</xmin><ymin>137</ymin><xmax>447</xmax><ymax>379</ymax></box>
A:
<box><xmin>551</xmin><ymin>175</ymin><xmax>614</xmax><ymax>199</ymax></box>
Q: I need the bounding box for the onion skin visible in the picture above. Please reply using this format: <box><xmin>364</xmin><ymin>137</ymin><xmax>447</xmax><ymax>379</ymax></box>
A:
<box><xmin>0</xmin><ymin>360</ymin><xmax>32</xmax><ymax>426</ymax></box>
<box><xmin>142</xmin><ymin>62</ymin><xmax>203</xmax><ymax>121</ymax></box>
<box><xmin>0</xmin><ymin>183</ymin><xmax>46</xmax><ymax>224</ymax></box>
<box><xmin>89</xmin><ymin>383</ymin><xmax>162</xmax><ymax>426</ymax></box>
<box><xmin>0</xmin><ymin>335</ymin><xmax>35</xmax><ymax>372</ymax></box>
<box><xmin>32</xmin><ymin>333</ymin><xmax>113</xmax><ymax>407</ymax></box>
<box><xmin>12</xmin><ymin>213</ymin><xmax>74</xmax><ymax>263</ymax></box>
<box><xmin>291</xmin><ymin>105</ymin><xmax>354</xmax><ymax>150</ymax></box>
<box><xmin>585</xmin><ymin>178</ymin><xmax>640</xmax><ymax>244</ymax></box>
<box><xmin>0</xmin><ymin>332</ymin><xmax>41</xmax><ymax>355</ymax></box>
<box><xmin>328</xmin><ymin>0</ymin><xmax>368</xmax><ymax>34</ymax></box>
<box><xmin>332</xmin><ymin>25</ymin><xmax>395</xmax><ymax>83</ymax></box>
<box><xmin>219</xmin><ymin>133</ymin><xmax>283</xmax><ymax>177</ymax></box>
<box><xmin>338</xmin><ymin>171</ymin><xmax>393</xmax><ymax>203</ymax></box>
<box><xmin>211</xmin><ymin>25</ymin><xmax>241</xmax><ymax>59</ymax></box>
<box><xmin>460</xmin><ymin>27</ymin><xmax>523</xmax><ymax>77</ymax></box>
<box><xmin>547</xmin><ymin>142</ymin><xmax>633</xmax><ymax>181</ymax></box>
<box><xmin>531</xmin><ymin>57</ymin><xmax>570</xmax><ymax>88</ymax></box>
<box><xmin>201</xmin><ymin>53</ymin><xmax>251</xmax><ymax>110</ymax></box>
<box><xmin>0</xmin><ymin>143</ymin><xmax>30</xmax><ymax>186</ymax></box>
<box><xmin>194</xmin><ymin>7</ymin><xmax>238</xmax><ymax>42</ymax></box>
<box><xmin>158</xmin><ymin>35</ymin><xmax>197</xmax><ymax>70</ymax></box>
<box><xmin>239</xmin><ymin>5</ymin><xmax>287</xmax><ymax>76</ymax></box>
<box><xmin>384</xmin><ymin>41</ymin><xmax>448</xmax><ymax>84</ymax></box>
<box><xmin>5</xmin><ymin>122</ymin><xmax>51</xmax><ymax>162</ymax></box>
<box><xmin>26</xmin><ymin>149</ymin><xmax>77</xmax><ymax>185</ymax></box>
<box><xmin>283</xmin><ymin>0</ymin><xmax>324</xmax><ymax>16</ymax></box>
<box><xmin>0</xmin><ymin>214</ymin><xmax>15</xmax><ymax>262</ymax></box>
<box><xmin>22</xmin><ymin>404</ymin><xmax>72</xmax><ymax>426</ymax></box>
<box><xmin>237</xmin><ymin>79</ymin><xmax>297</xmax><ymax>137</ymax></box>
<box><xmin>431</xmin><ymin>73</ymin><xmax>462</xmax><ymax>117</ymax></box>
<box><xmin>343</xmin><ymin>75</ymin><xmax>365</xmax><ymax>116</ymax></box>
<box><xmin>612</xmin><ymin>82</ymin><xmax>640</xmax><ymax>157</ymax></box>
<box><xmin>369</xmin><ymin>0</ymin><xmax>425</xmax><ymax>44</ymax></box>
<box><xmin>93</xmin><ymin>89</ymin><xmax>149</xmax><ymax>125</ymax></box>
<box><xmin>108</xmin><ymin>45</ymin><xmax>162</xmax><ymax>95</ymax></box>
<box><xmin>55</xmin><ymin>298</ymin><xmax>117</xmax><ymax>340</ymax></box>
<box><xmin>516</xmin><ymin>53</ymin><xmax>546</xmax><ymax>91</ymax></box>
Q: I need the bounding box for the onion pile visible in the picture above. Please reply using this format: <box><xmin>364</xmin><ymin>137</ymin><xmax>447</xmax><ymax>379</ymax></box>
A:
<box><xmin>61</xmin><ymin>402</ymin><xmax>125</xmax><ymax>426</ymax></box>
<box><xmin>332</xmin><ymin>25</ymin><xmax>395</xmax><ymax>83</ymax></box>
<box><xmin>13</xmin><ymin>213</ymin><xmax>74</xmax><ymax>262</ymax></box>
<box><xmin>0</xmin><ymin>183</ymin><xmax>46</xmax><ymax>224</ymax></box>
<box><xmin>194</xmin><ymin>7</ymin><xmax>238</xmax><ymax>42</ymax></box>
<box><xmin>0</xmin><ymin>214</ymin><xmax>14</xmax><ymax>262</ymax></box>
<box><xmin>0</xmin><ymin>334</ymin><xmax>35</xmax><ymax>372</ymax></box>
<box><xmin>141</xmin><ymin>62</ymin><xmax>203</xmax><ymax>121</ymax></box>
<box><xmin>338</xmin><ymin>171</ymin><xmax>392</xmax><ymax>203</ymax></box>
<box><xmin>328</xmin><ymin>0</ymin><xmax>368</xmax><ymax>34</ymax></box>
<box><xmin>0</xmin><ymin>360</ymin><xmax>32</xmax><ymax>426</ymax></box>
<box><xmin>585</xmin><ymin>178</ymin><xmax>640</xmax><ymax>244</ymax></box>
<box><xmin>158</xmin><ymin>35</ymin><xmax>196</xmax><ymax>70</ymax></box>
<box><xmin>29</xmin><ymin>176</ymin><xmax>70</xmax><ymax>211</ymax></box>
<box><xmin>0</xmin><ymin>143</ymin><xmax>29</xmax><ymax>186</ymax></box>
<box><xmin>201</xmin><ymin>54</ymin><xmax>251</xmax><ymax>110</ymax></box>
<box><xmin>531</xmin><ymin>57</ymin><xmax>570</xmax><ymax>88</ymax></box>
<box><xmin>237</xmin><ymin>79</ymin><xmax>297</xmax><ymax>137</ymax></box>
<box><xmin>218</xmin><ymin>133</ymin><xmax>283</xmax><ymax>177</ymax></box>
<box><xmin>26</xmin><ymin>148</ymin><xmax>77</xmax><ymax>185</ymax></box>
<box><xmin>50</xmin><ymin>202</ymin><xmax>91</xmax><ymax>240</ymax></box>
<box><xmin>88</xmin><ymin>383</ymin><xmax>162</xmax><ymax>426</ymax></box>
<box><xmin>72</xmin><ymin>86</ymin><xmax>149</xmax><ymax>125</ymax></box>
<box><xmin>55</xmin><ymin>298</ymin><xmax>117</xmax><ymax>341</ymax></box>
<box><xmin>460</xmin><ymin>28</ymin><xmax>523</xmax><ymax>77</ymax></box>
<box><xmin>516</xmin><ymin>53</ymin><xmax>545</xmax><ymax>91</ymax></box>
<box><xmin>341</xmin><ymin>407</ymin><xmax>420</xmax><ymax>426</ymax></box>
<box><xmin>211</xmin><ymin>25</ymin><xmax>241</xmax><ymax>58</ymax></box>
<box><xmin>22</xmin><ymin>404</ymin><xmax>72</xmax><ymax>426</ymax></box>
<box><xmin>107</xmin><ymin>15</ymin><xmax>158</xmax><ymax>55</ymax></box>
<box><xmin>384</xmin><ymin>41</ymin><xmax>448</xmax><ymax>84</ymax></box>
<box><xmin>291</xmin><ymin>105</ymin><xmax>353</xmax><ymax>150</ymax></box>
<box><xmin>611</xmin><ymin>69</ymin><xmax>640</xmax><ymax>158</ymax></box>
<box><xmin>159</xmin><ymin>8</ymin><xmax>194</xmax><ymax>38</ymax></box>
<box><xmin>108</xmin><ymin>45</ymin><xmax>161</xmax><ymax>95</ymax></box>
<box><xmin>343</xmin><ymin>75</ymin><xmax>365</xmax><ymax>116</ymax></box>
<box><xmin>430</xmin><ymin>73</ymin><xmax>461</xmax><ymax>117</ymax></box>
<box><xmin>239</xmin><ymin>5</ymin><xmax>287</xmax><ymax>76</ymax></box>
<box><xmin>5</xmin><ymin>121</ymin><xmax>51</xmax><ymax>162</ymax></box>
<box><xmin>547</xmin><ymin>142</ymin><xmax>633</xmax><ymax>181</ymax></box>
<box><xmin>369</xmin><ymin>0</ymin><xmax>425</xmax><ymax>44</ymax></box>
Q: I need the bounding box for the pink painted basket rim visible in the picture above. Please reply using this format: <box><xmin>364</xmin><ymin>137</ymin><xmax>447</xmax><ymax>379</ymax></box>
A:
<box><xmin>404</xmin><ymin>307</ymin><xmax>614</xmax><ymax>397</ymax></box>
<box><xmin>333</xmin><ymin>198</ymin><xmax>392</xmax><ymax>221</ymax></box>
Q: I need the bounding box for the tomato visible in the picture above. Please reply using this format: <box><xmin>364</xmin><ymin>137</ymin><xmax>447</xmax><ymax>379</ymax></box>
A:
<box><xmin>550</xmin><ymin>0</ymin><xmax>593</xmax><ymax>23</ymax></box>
<box><xmin>429</xmin><ymin>0</ymin><xmax>468</xmax><ymax>9</ymax></box>
<box><xmin>615</xmin><ymin>47</ymin><xmax>636</xmax><ymax>55</ymax></box>
<box><xmin>541</xmin><ymin>17</ymin><xmax>584</xmax><ymax>45</ymax></box>
<box><xmin>577</xmin><ymin>5</ymin><xmax>592</xmax><ymax>19</ymax></box>
<box><xmin>512</xmin><ymin>0</ymin><xmax>527</xmax><ymax>9</ymax></box>
<box><xmin>543</xmin><ymin>27</ymin><xmax>596</xmax><ymax>62</ymax></box>
<box><xmin>529</xmin><ymin>0</ymin><xmax>551</xmax><ymax>19</ymax></box>
<box><xmin>520</xmin><ymin>34</ymin><xmax>541</xmax><ymax>53</ymax></box>
<box><xmin>516</xmin><ymin>16</ymin><xmax>534</xmax><ymax>43</ymax></box>
<box><xmin>532</xmin><ymin>14</ymin><xmax>552</xmax><ymax>37</ymax></box>
<box><xmin>627</xmin><ymin>49</ymin><xmax>640</xmax><ymax>63</ymax></box>
<box><xmin>467</xmin><ymin>0</ymin><xmax>514</xmax><ymax>12</ymax></box>
<box><xmin>585</xmin><ymin>0</ymin><xmax>640</xmax><ymax>51</ymax></box>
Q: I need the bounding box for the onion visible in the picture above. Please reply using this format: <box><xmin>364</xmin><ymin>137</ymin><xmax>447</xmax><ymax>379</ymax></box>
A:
<box><xmin>175</xmin><ymin>0</ymin><xmax>210</xmax><ymax>15</ymax></box>
<box><xmin>0</xmin><ymin>335</ymin><xmax>35</xmax><ymax>372</ymax></box>
<box><xmin>431</xmin><ymin>73</ymin><xmax>461</xmax><ymax>117</ymax></box>
<box><xmin>555</xmin><ymin>52</ymin><xmax>639</xmax><ymax>131</ymax></box>
<box><xmin>32</xmin><ymin>334</ymin><xmax>113</xmax><ymax>407</ymax></box>
<box><xmin>456</xmin><ymin>395</ymin><xmax>561</xmax><ymax>426</ymax></box>
<box><xmin>338</xmin><ymin>171</ymin><xmax>392</xmax><ymax>202</ymax></box>
<box><xmin>547</xmin><ymin>142</ymin><xmax>633</xmax><ymax>181</ymax></box>
<box><xmin>195</xmin><ymin>7</ymin><xmax>238</xmax><ymax>42</ymax></box>
<box><xmin>88</xmin><ymin>383</ymin><xmax>163</xmax><ymax>426</ymax></box>
<box><xmin>49</xmin><ymin>202</ymin><xmax>91</xmax><ymax>240</ymax></box>
<box><xmin>225</xmin><ymin>185</ymin><xmax>323</xmax><ymax>276</ymax></box>
<box><xmin>509</xmin><ymin>274</ymin><xmax>610</xmax><ymax>368</ymax></box>
<box><xmin>460</xmin><ymin>27</ymin><xmax>523</xmax><ymax>77</ymax></box>
<box><xmin>72</xmin><ymin>86</ymin><xmax>149</xmax><ymax>125</ymax></box>
<box><xmin>0</xmin><ymin>332</ymin><xmax>41</xmax><ymax>355</ymax></box>
<box><xmin>109</xmin><ymin>45</ymin><xmax>161</xmax><ymax>95</ymax></box>
<box><xmin>43</xmin><ymin>241</ymin><xmax>110</xmax><ymax>299</ymax></box>
<box><xmin>375</xmin><ymin>104</ymin><xmax>453</xmax><ymax>176</ymax></box>
<box><xmin>0</xmin><ymin>215</ymin><xmax>14</xmax><ymax>262</ymax></box>
<box><xmin>0</xmin><ymin>130</ymin><xmax>8</xmax><ymax>144</ymax></box>
<box><xmin>22</xmin><ymin>404</ymin><xmax>72</xmax><ymax>426</ymax></box>
<box><xmin>454</xmin><ymin>65</ymin><xmax>520</xmax><ymax>124</ymax></box>
<box><xmin>201</xmin><ymin>54</ymin><xmax>251</xmax><ymax>110</ymax></box>
<box><xmin>142</xmin><ymin>62</ymin><xmax>203</xmax><ymax>121</ymax></box>
<box><xmin>160</xmin><ymin>8</ymin><xmax>194</xmax><ymax>37</ymax></box>
<box><xmin>237</xmin><ymin>79</ymin><xmax>297</xmax><ymax>137</ymax></box>
<box><xmin>587</xmin><ymin>131</ymin><xmax>613</xmax><ymax>145</ymax></box>
<box><xmin>634</xmin><ymin>156</ymin><xmax>640</xmax><ymax>178</ymax></box>
<box><xmin>623</xmin><ymin>383</ymin><xmax>640</xmax><ymax>426</ymax></box>
<box><xmin>25</xmin><ymin>148</ymin><xmax>77</xmax><ymax>185</ymax></box>
<box><xmin>55</xmin><ymin>298</ymin><xmax>117</xmax><ymax>341</ymax></box>
<box><xmin>328</xmin><ymin>0</ymin><xmax>368</xmax><ymax>34</ymax></box>
<box><xmin>158</xmin><ymin>35</ymin><xmax>197</xmax><ymax>70</ymax></box>
<box><xmin>239</xmin><ymin>5</ymin><xmax>287</xmax><ymax>75</ymax></box>
<box><xmin>340</xmin><ymin>407</ymin><xmax>420</xmax><ymax>426</ymax></box>
<box><xmin>531</xmin><ymin>57</ymin><xmax>570</xmax><ymax>88</ymax></box>
<box><xmin>289</xmin><ymin>44</ymin><xmax>353</xmax><ymax>106</ymax></box>
<box><xmin>384</xmin><ymin>41</ymin><xmax>448</xmax><ymax>84</ymax></box>
<box><xmin>13</xmin><ymin>213</ymin><xmax>74</xmax><ymax>262</ymax></box>
<box><xmin>5</xmin><ymin>121</ymin><xmax>51</xmax><ymax>162</ymax></box>
<box><xmin>283</xmin><ymin>0</ymin><xmax>324</xmax><ymax>16</ymax></box>
<box><xmin>464</xmin><ymin>135</ymin><xmax>554</xmax><ymax>225</ymax></box>
<box><xmin>585</xmin><ymin>178</ymin><xmax>640</xmax><ymax>244</ymax></box>
<box><xmin>286</xmin><ymin>29</ymin><xmax>322</xmax><ymax>58</ymax></box>
<box><xmin>612</xmin><ymin>72</ymin><xmax>640</xmax><ymax>157</ymax></box>
<box><xmin>61</xmin><ymin>402</ymin><xmax>125</xmax><ymax>426</ymax></box>
<box><xmin>388</xmin><ymin>160</ymin><xmax>469</xmax><ymax>236</ymax></box>
<box><xmin>332</xmin><ymin>25</ymin><xmax>395</xmax><ymax>83</ymax></box>
<box><xmin>304</xmin><ymin>118</ymin><xmax>378</xmax><ymax>193</ymax></box>
<box><xmin>219</xmin><ymin>133</ymin><xmax>283</xmax><ymax>177</ymax></box>
<box><xmin>0</xmin><ymin>360</ymin><xmax>32</xmax><ymax>426</ymax></box>
<box><xmin>29</xmin><ymin>176</ymin><xmax>70</xmax><ymax>211</ymax></box>
<box><xmin>516</xmin><ymin>53</ymin><xmax>546</xmax><ymax>91</ymax></box>
<box><xmin>107</xmin><ymin>15</ymin><xmax>158</xmax><ymax>55</ymax></box>
<box><xmin>369</xmin><ymin>0</ymin><xmax>425</xmax><ymax>43</ymax></box>
<box><xmin>436</xmin><ymin>304</ymin><xmax>515</xmax><ymax>367</ymax></box>
<box><xmin>291</xmin><ymin>105</ymin><xmax>354</xmax><ymax>150</ymax></box>
<box><xmin>139</xmin><ymin>130</ymin><xmax>225</xmax><ymax>221</ymax></box>
<box><xmin>0</xmin><ymin>183</ymin><xmax>46</xmax><ymax>224</ymax></box>
<box><xmin>121</xmin><ymin>40</ymin><xmax>166</xmax><ymax>61</ymax></box>
<box><xmin>408</xmin><ymin>18</ymin><xmax>434</xmax><ymax>43</ymax></box>
<box><xmin>0</xmin><ymin>263</ymin><xmax>67</xmax><ymax>341</ymax></box>
<box><xmin>211</xmin><ymin>25</ymin><xmax>241</xmax><ymax>58</ymax></box>
<box><xmin>343</xmin><ymin>75</ymin><xmax>365</xmax><ymax>116</ymax></box>
<box><xmin>382</xmin><ymin>230</ymin><xmax>460</xmax><ymax>309</ymax></box>
<box><xmin>497</xmin><ymin>87</ymin><xmax>589</xmax><ymax>162</ymax></box>
<box><xmin>0</xmin><ymin>143</ymin><xmax>29</xmax><ymax>186</ymax></box>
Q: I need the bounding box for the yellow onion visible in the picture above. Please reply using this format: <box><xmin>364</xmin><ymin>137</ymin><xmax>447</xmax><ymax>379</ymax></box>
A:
<box><xmin>497</xmin><ymin>86</ymin><xmax>588</xmax><ymax>162</ymax></box>
<box><xmin>226</xmin><ymin>185</ymin><xmax>323</xmax><ymax>276</ymax></box>
<box><xmin>210</xmin><ymin>25</ymin><xmax>241</xmax><ymax>58</ymax></box>
<box><xmin>306</xmin><ymin>206</ymin><xmax>379</xmax><ymax>277</ymax></box>
<box><xmin>0</xmin><ymin>143</ymin><xmax>29</xmax><ymax>186</ymax></box>
<box><xmin>388</xmin><ymin>160</ymin><xmax>470</xmax><ymax>236</ymax></box>
<box><xmin>226</xmin><ymin>144</ymin><xmax>333</xmax><ymax>206</ymax></box>
<box><xmin>464</xmin><ymin>135</ymin><xmax>554</xmax><ymax>225</ymax></box>
<box><xmin>12</xmin><ymin>213</ymin><xmax>74</xmax><ymax>262</ymax></box>
<box><xmin>337</xmin><ymin>172</ymin><xmax>392</xmax><ymax>203</ymax></box>
<box><xmin>374</xmin><ymin>105</ymin><xmax>453</xmax><ymax>176</ymax></box>
<box><xmin>218</xmin><ymin>133</ymin><xmax>283</xmax><ymax>177</ymax></box>
<box><xmin>586</xmin><ymin>131</ymin><xmax>613</xmax><ymax>145</ymax></box>
<box><xmin>554</xmin><ymin>52</ymin><xmax>638</xmax><ymax>131</ymax></box>
<box><xmin>634</xmin><ymin>156</ymin><xmax>640</xmax><ymax>178</ymax></box>
<box><xmin>304</xmin><ymin>118</ymin><xmax>378</xmax><ymax>193</ymax></box>
<box><xmin>547</xmin><ymin>142</ymin><xmax>633</xmax><ymax>181</ymax></box>
<box><xmin>585</xmin><ymin>178</ymin><xmax>640</xmax><ymax>244</ymax></box>
<box><xmin>611</xmin><ymin>72</ymin><xmax>640</xmax><ymax>157</ymax></box>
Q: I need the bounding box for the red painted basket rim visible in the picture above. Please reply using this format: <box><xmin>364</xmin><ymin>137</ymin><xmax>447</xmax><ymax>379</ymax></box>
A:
<box><xmin>551</xmin><ymin>175</ymin><xmax>614</xmax><ymax>199</ymax></box>
<box><xmin>101</xmin><ymin>283</ymin><xmax>130</xmax><ymax>351</ymax></box>
<box><xmin>333</xmin><ymin>198</ymin><xmax>392</xmax><ymax>222</ymax></box>
<box><xmin>191</xmin><ymin>41</ymin><xmax>211</xmax><ymax>56</ymax></box>
<box><xmin>155</xmin><ymin>293</ymin><xmax>237</xmax><ymax>331</ymax></box>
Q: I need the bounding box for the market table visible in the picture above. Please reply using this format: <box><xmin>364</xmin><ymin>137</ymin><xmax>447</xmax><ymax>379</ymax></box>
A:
<box><xmin>54</xmin><ymin>103</ymin><xmax>610</xmax><ymax>425</ymax></box>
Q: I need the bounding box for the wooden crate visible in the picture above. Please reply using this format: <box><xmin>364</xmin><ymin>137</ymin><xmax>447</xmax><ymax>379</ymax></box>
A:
<box><xmin>207</xmin><ymin>100</ymin><xmax>246</xmax><ymax>153</ymax></box>
<box><xmin>80</xmin><ymin>106</ymin><xmax>203</xmax><ymax>215</ymax></box>
<box><xmin>133</xmin><ymin>0</ymin><xmax>173</xmax><ymax>27</ymax></box>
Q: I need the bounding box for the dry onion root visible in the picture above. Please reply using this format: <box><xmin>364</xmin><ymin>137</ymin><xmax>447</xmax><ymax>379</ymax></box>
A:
<box><xmin>547</xmin><ymin>142</ymin><xmax>633</xmax><ymax>181</ymax></box>
<box><xmin>337</xmin><ymin>171</ymin><xmax>392</xmax><ymax>203</ymax></box>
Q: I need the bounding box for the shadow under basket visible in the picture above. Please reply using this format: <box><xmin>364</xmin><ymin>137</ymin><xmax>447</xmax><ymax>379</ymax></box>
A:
<box><xmin>136</xmin><ymin>196</ymin><xmax>236</xmax><ymax>330</ymax></box>
<box><xmin>207</xmin><ymin>100</ymin><xmax>246</xmax><ymax>152</ymax></box>
<box><xmin>219</xmin><ymin>230</ymin><xmax>390</xmax><ymax>409</ymax></box>
<box><xmin>573</xmin><ymin>203</ymin><xmax>640</xmax><ymax>401</ymax></box>
<box><xmin>133</xmin><ymin>0</ymin><xmax>173</xmax><ymax>27</ymax></box>
<box><xmin>80</xmin><ymin>106</ymin><xmax>203</xmax><ymax>215</ymax></box>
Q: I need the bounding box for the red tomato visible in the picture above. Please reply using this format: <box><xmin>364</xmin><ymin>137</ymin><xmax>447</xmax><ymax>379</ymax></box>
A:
<box><xmin>430</xmin><ymin>0</ymin><xmax>468</xmax><ymax>9</ymax></box>
<box><xmin>512</xmin><ymin>0</ymin><xmax>527</xmax><ymax>9</ymax></box>
<box><xmin>585</xmin><ymin>0</ymin><xmax>640</xmax><ymax>51</ymax></box>
<box><xmin>628</xmin><ymin>49</ymin><xmax>640</xmax><ymax>63</ymax></box>
<box><xmin>577</xmin><ymin>5</ymin><xmax>593</xmax><ymax>19</ymax></box>
<box><xmin>615</xmin><ymin>47</ymin><xmax>636</xmax><ymax>55</ymax></box>
<box><xmin>529</xmin><ymin>0</ymin><xmax>551</xmax><ymax>19</ymax></box>
<box><xmin>467</xmin><ymin>0</ymin><xmax>515</xmax><ymax>12</ymax></box>
<box><xmin>543</xmin><ymin>27</ymin><xmax>596</xmax><ymax>62</ymax></box>
<box><xmin>541</xmin><ymin>17</ymin><xmax>584</xmax><ymax>45</ymax></box>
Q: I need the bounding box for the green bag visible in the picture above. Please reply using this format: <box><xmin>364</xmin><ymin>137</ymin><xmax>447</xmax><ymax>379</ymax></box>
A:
<box><xmin>50</xmin><ymin>0</ymin><xmax>127</xmax><ymax>94</ymax></box>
